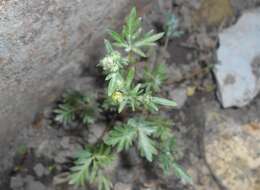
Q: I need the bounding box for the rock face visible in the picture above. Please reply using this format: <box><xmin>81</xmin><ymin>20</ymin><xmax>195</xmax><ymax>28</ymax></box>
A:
<box><xmin>0</xmin><ymin>0</ymin><xmax>130</xmax><ymax>183</ymax></box>
<box><xmin>214</xmin><ymin>8</ymin><xmax>260</xmax><ymax>108</ymax></box>
<box><xmin>204</xmin><ymin>108</ymin><xmax>260</xmax><ymax>190</ymax></box>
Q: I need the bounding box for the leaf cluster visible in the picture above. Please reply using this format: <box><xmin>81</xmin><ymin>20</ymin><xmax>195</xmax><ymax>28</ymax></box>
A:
<box><xmin>97</xmin><ymin>8</ymin><xmax>177</xmax><ymax>114</ymax></box>
<box><xmin>69</xmin><ymin>145</ymin><xmax>114</xmax><ymax>190</ymax></box>
<box><xmin>164</xmin><ymin>12</ymin><xmax>183</xmax><ymax>38</ymax></box>
<box><xmin>109</xmin><ymin>8</ymin><xmax>164</xmax><ymax>58</ymax></box>
<box><xmin>144</xmin><ymin>63</ymin><xmax>167</xmax><ymax>92</ymax></box>
<box><xmin>54</xmin><ymin>91</ymin><xmax>99</xmax><ymax>126</ymax></box>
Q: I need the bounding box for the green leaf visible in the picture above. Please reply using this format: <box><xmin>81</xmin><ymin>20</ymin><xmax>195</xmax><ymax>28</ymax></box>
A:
<box><xmin>153</xmin><ymin>63</ymin><xmax>167</xmax><ymax>88</ymax></box>
<box><xmin>164</xmin><ymin>13</ymin><xmax>183</xmax><ymax>38</ymax></box>
<box><xmin>125</xmin><ymin>67</ymin><xmax>135</xmax><ymax>88</ymax></box>
<box><xmin>97</xmin><ymin>174</ymin><xmax>112</xmax><ymax>190</ymax></box>
<box><xmin>159</xmin><ymin>152</ymin><xmax>172</xmax><ymax>174</ymax></box>
<box><xmin>134</xmin><ymin>32</ymin><xmax>164</xmax><ymax>47</ymax></box>
<box><xmin>108</xmin><ymin>78</ymin><xmax>116</xmax><ymax>97</ymax></box>
<box><xmin>125</xmin><ymin>7</ymin><xmax>140</xmax><ymax>36</ymax></box>
<box><xmin>104</xmin><ymin>39</ymin><xmax>114</xmax><ymax>54</ymax></box>
<box><xmin>152</xmin><ymin>97</ymin><xmax>177</xmax><ymax>107</ymax></box>
<box><xmin>137</xmin><ymin>127</ymin><xmax>157</xmax><ymax>161</ymax></box>
<box><xmin>132</xmin><ymin>47</ymin><xmax>146</xmax><ymax>57</ymax></box>
<box><xmin>128</xmin><ymin>118</ymin><xmax>157</xmax><ymax>161</ymax></box>
<box><xmin>173</xmin><ymin>162</ymin><xmax>192</xmax><ymax>184</ymax></box>
<box><xmin>54</xmin><ymin>104</ymin><xmax>75</xmax><ymax>124</ymax></box>
<box><xmin>108</xmin><ymin>30</ymin><xmax>125</xmax><ymax>45</ymax></box>
<box><xmin>107</xmin><ymin>73</ymin><xmax>122</xmax><ymax>96</ymax></box>
<box><xmin>69</xmin><ymin>146</ymin><xmax>114</xmax><ymax>188</ymax></box>
<box><xmin>105</xmin><ymin>125</ymin><xmax>137</xmax><ymax>152</ymax></box>
<box><xmin>149</xmin><ymin>117</ymin><xmax>172</xmax><ymax>140</ymax></box>
<box><xmin>63</xmin><ymin>91</ymin><xmax>84</xmax><ymax>105</ymax></box>
<box><xmin>118</xmin><ymin>100</ymin><xmax>127</xmax><ymax>113</ymax></box>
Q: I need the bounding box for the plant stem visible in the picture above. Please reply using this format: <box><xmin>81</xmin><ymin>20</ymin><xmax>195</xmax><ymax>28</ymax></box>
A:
<box><xmin>164</xmin><ymin>36</ymin><xmax>169</xmax><ymax>50</ymax></box>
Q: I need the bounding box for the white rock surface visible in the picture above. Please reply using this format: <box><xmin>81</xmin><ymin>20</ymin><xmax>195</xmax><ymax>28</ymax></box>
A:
<box><xmin>214</xmin><ymin>8</ymin><xmax>260</xmax><ymax>108</ymax></box>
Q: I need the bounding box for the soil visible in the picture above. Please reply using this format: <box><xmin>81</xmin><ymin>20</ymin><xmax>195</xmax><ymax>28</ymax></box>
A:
<box><xmin>1</xmin><ymin>1</ymin><xmax>260</xmax><ymax>190</ymax></box>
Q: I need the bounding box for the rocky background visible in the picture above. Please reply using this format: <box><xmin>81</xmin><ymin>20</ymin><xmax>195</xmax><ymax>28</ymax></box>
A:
<box><xmin>1</xmin><ymin>0</ymin><xmax>260</xmax><ymax>190</ymax></box>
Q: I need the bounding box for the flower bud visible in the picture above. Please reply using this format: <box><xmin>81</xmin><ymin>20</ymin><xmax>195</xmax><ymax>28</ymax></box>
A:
<box><xmin>112</xmin><ymin>91</ymin><xmax>124</xmax><ymax>103</ymax></box>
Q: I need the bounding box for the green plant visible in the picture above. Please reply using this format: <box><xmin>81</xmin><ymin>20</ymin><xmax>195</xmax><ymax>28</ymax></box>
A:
<box><xmin>54</xmin><ymin>91</ymin><xmax>99</xmax><ymax>127</ymax></box>
<box><xmin>69</xmin><ymin>7</ymin><xmax>191</xmax><ymax>189</ymax></box>
<box><xmin>143</xmin><ymin>63</ymin><xmax>167</xmax><ymax>92</ymax></box>
<box><xmin>163</xmin><ymin>12</ymin><xmax>183</xmax><ymax>48</ymax></box>
<box><xmin>70</xmin><ymin>145</ymin><xmax>114</xmax><ymax>190</ymax></box>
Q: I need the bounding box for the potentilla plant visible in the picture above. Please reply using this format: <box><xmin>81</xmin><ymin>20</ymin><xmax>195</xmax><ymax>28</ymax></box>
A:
<box><xmin>69</xmin><ymin>7</ymin><xmax>191</xmax><ymax>190</ymax></box>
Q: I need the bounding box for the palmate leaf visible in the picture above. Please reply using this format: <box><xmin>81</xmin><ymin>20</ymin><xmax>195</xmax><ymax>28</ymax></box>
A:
<box><xmin>159</xmin><ymin>151</ymin><xmax>172</xmax><ymax>174</ymax></box>
<box><xmin>63</xmin><ymin>91</ymin><xmax>84</xmax><ymax>106</ymax></box>
<box><xmin>138</xmin><ymin>128</ymin><xmax>157</xmax><ymax>161</ymax></box>
<box><xmin>105</xmin><ymin>125</ymin><xmax>137</xmax><ymax>152</ymax></box>
<box><xmin>153</xmin><ymin>122</ymin><xmax>172</xmax><ymax>141</ymax></box>
<box><xmin>107</xmin><ymin>7</ymin><xmax>164</xmax><ymax>58</ymax></box>
<box><xmin>54</xmin><ymin>104</ymin><xmax>75</xmax><ymax>124</ymax></box>
<box><xmin>158</xmin><ymin>136</ymin><xmax>176</xmax><ymax>174</ymax></box>
<box><xmin>54</xmin><ymin>91</ymin><xmax>98</xmax><ymax>126</ymax></box>
<box><xmin>128</xmin><ymin>118</ymin><xmax>157</xmax><ymax>161</ymax></box>
<box><xmin>69</xmin><ymin>150</ymin><xmax>92</xmax><ymax>186</ymax></box>
<box><xmin>69</xmin><ymin>146</ymin><xmax>114</xmax><ymax>188</ymax></box>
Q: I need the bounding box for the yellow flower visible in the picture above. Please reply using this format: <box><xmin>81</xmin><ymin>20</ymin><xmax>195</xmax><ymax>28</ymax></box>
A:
<box><xmin>112</xmin><ymin>91</ymin><xmax>124</xmax><ymax>103</ymax></box>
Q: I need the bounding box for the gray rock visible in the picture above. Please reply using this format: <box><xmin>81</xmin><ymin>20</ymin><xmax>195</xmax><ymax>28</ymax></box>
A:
<box><xmin>53</xmin><ymin>172</ymin><xmax>70</xmax><ymax>186</ymax></box>
<box><xmin>0</xmin><ymin>0</ymin><xmax>130</xmax><ymax>179</ymax></box>
<box><xmin>26</xmin><ymin>180</ymin><xmax>46</xmax><ymax>190</ymax></box>
<box><xmin>10</xmin><ymin>175</ymin><xmax>24</xmax><ymax>190</ymax></box>
<box><xmin>33</xmin><ymin>163</ymin><xmax>47</xmax><ymax>178</ymax></box>
<box><xmin>114</xmin><ymin>183</ymin><xmax>132</xmax><ymax>190</ymax></box>
<box><xmin>36</xmin><ymin>140</ymin><xmax>57</xmax><ymax>159</ymax></box>
<box><xmin>214</xmin><ymin>8</ymin><xmax>260</xmax><ymax>108</ymax></box>
<box><xmin>23</xmin><ymin>175</ymin><xmax>35</xmax><ymax>184</ymax></box>
<box><xmin>60</xmin><ymin>137</ymin><xmax>70</xmax><ymax>149</ymax></box>
<box><xmin>169</xmin><ymin>87</ymin><xmax>187</xmax><ymax>109</ymax></box>
<box><xmin>116</xmin><ymin>167</ymin><xmax>141</xmax><ymax>184</ymax></box>
<box><xmin>68</xmin><ymin>76</ymin><xmax>97</xmax><ymax>93</ymax></box>
<box><xmin>55</xmin><ymin>137</ymin><xmax>82</xmax><ymax>164</ymax></box>
<box><xmin>167</xmin><ymin>64</ymin><xmax>183</xmax><ymax>82</ymax></box>
<box><xmin>54</xmin><ymin>151</ymin><xmax>69</xmax><ymax>164</ymax></box>
<box><xmin>127</xmin><ymin>147</ymin><xmax>142</xmax><ymax>166</ymax></box>
<box><xmin>87</xmin><ymin>123</ymin><xmax>106</xmax><ymax>144</ymax></box>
